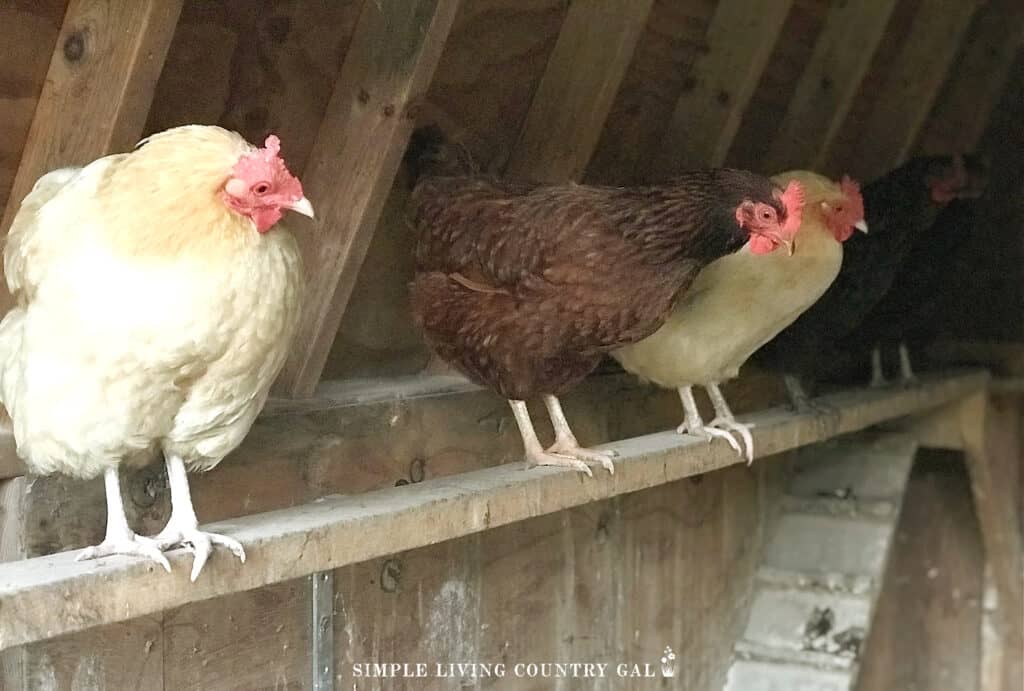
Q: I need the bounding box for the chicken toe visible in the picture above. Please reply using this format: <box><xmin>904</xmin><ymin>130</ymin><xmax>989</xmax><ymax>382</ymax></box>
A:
<box><xmin>676</xmin><ymin>386</ymin><xmax>744</xmax><ymax>456</ymax></box>
<box><xmin>154</xmin><ymin>454</ymin><xmax>245</xmax><ymax>581</ymax></box>
<box><xmin>546</xmin><ymin>440</ymin><xmax>616</xmax><ymax>474</ymax></box>
<box><xmin>525</xmin><ymin>448</ymin><xmax>595</xmax><ymax>477</ymax></box>
<box><xmin>706</xmin><ymin>382</ymin><xmax>755</xmax><ymax>464</ymax></box>
<box><xmin>77</xmin><ymin>467</ymin><xmax>171</xmax><ymax>572</ymax></box>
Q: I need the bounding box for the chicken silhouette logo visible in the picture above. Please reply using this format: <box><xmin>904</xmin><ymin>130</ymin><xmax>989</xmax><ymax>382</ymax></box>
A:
<box><xmin>660</xmin><ymin>647</ymin><xmax>677</xmax><ymax>678</ymax></box>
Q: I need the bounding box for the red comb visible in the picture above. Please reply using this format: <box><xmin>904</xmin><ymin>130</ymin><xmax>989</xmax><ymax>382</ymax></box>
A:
<box><xmin>779</xmin><ymin>180</ymin><xmax>804</xmax><ymax>241</ymax></box>
<box><xmin>231</xmin><ymin>134</ymin><xmax>303</xmax><ymax>200</ymax></box>
<box><xmin>840</xmin><ymin>174</ymin><xmax>865</xmax><ymax>222</ymax></box>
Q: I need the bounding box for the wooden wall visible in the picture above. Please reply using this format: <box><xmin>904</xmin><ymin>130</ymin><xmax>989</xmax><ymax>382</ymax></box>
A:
<box><xmin>0</xmin><ymin>1</ymin><xmax>1022</xmax><ymax>689</ymax></box>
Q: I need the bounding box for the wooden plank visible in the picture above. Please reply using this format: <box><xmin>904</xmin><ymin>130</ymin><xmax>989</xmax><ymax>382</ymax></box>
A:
<box><xmin>763</xmin><ymin>0</ymin><xmax>897</xmax><ymax>172</ymax></box>
<box><xmin>651</xmin><ymin>0</ymin><xmax>793</xmax><ymax>174</ymax></box>
<box><xmin>274</xmin><ymin>0</ymin><xmax>460</xmax><ymax>398</ymax></box>
<box><xmin>959</xmin><ymin>393</ymin><xmax>1023</xmax><ymax>691</ymax></box>
<box><xmin>915</xmin><ymin>0</ymin><xmax>1024</xmax><ymax>155</ymax></box>
<box><xmin>0</xmin><ymin>369</ymin><xmax>988</xmax><ymax>650</ymax></box>
<box><xmin>504</xmin><ymin>0</ymin><xmax>654</xmax><ymax>182</ymax></box>
<box><xmin>855</xmin><ymin>451</ymin><xmax>985</xmax><ymax>691</ymax></box>
<box><xmin>833</xmin><ymin>0</ymin><xmax>979</xmax><ymax>181</ymax></box>
<box><xmin>0</xmin><ymin>0</ymin><xmax>68</xmax><ymax>218</ymax></box>
<box><xmin>0</xmin><ymin>0</ymin><xmax>183</xmax><ymax>258</ymax></box>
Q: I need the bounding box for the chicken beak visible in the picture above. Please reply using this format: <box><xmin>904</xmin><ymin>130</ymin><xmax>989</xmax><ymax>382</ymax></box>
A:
<box><xmin>854</xmin><ymin>219</ymin><xmax>868</xmax><ymax>233</ymax></box>
<box><xmin>286</xmin><ymin>196</ymin><xmax>315</xmax><ymax>219</ymax></box>
<box><xmin>782</xmin><ymin>238</ymin><xmax>795</xmax><ymax>256</ymax></box>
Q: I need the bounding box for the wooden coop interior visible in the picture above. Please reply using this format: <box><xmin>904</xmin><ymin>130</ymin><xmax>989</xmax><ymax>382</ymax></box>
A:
<box><xmin>0</xmin><ymin>1</ymin><xmax>1022</xmax><ymax>690</ymax></box>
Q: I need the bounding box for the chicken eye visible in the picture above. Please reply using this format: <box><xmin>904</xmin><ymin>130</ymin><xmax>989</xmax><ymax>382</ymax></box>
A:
<box><xmin>761</xmin><ymin>210</ymin><xmax>773</xmax><ymax>220</ymax></box>
<box><xmin>252</xmin><ymin>182</ymin><xmax>271</xmax><ymax>195</ymax></box>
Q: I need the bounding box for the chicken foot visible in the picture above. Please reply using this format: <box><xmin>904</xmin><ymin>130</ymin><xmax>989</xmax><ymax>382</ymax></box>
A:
<box><xmin>898</xmin><ymin>343</ymin><xmax>918</xmax><ymax>386</ymax></box>
<box><xmin>509</xmin><ymin>400</ymin><xmax>612</xmax><ymax>477</ymax></box>
<box><xmin>706</xmin><ymin>382</ymin><xmax>754</xmax><ymax>464</ymax></box>
<box><xmin>783</xmin><ymin>374</ymin><xmax>836</xmax><ymax>416</ymax></box>
<box><xmin>542</xmin><ymin>395</ymin><xmax>616</xmax><ymax>474</ymax></box>
<box><xmin>76</xmin><ymin>467</ymin><xmax>171</xmax><ymax>572</ymax></box>
<box><xmin>153</xmin><ymin>454</ymin><xmax>246</xmax><ymax>581</ymax></box>
<box><xmin>676</xmin><ymin>386</ymin><xmax>743</xmax><ymax>456</ymax></box>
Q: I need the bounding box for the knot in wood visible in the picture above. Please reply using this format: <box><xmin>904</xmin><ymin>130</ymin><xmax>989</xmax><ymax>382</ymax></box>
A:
<box><xmin>63</xmin><ymin>31</ymin><xmax>86</xmax><ymax>63</ymax></box>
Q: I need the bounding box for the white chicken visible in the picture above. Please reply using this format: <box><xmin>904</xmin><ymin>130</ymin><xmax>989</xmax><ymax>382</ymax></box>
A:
<box><xmin>0</xmin><ymin>125</ymin><xmax>312</xmax><ymax>580</ymax></box>
<box><xmin>612</xmin><ymin>171</ymin><xmax>866</xmax><ymax>462</ymax></box>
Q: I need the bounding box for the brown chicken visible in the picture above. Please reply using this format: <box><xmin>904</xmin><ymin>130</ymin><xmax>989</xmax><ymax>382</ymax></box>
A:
<box><xmin>410</xmin><ymin>151</ymin><xmax>803</xmax><ymax>476</ymax></box>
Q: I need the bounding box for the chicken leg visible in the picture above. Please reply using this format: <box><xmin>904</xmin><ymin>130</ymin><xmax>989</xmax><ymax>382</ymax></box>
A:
<box><xmin>543</xmin><ymin>395</ymin><xmax>615</xmax><ymax>474</ymax></box>
<box><xmin>706</xmin><ymin>382</ymin><xmax>754</xmax><ymax>464</ymax></box>
<box><xmin>153</xmin><ymin>454</ymin><xmax>246</xmax><ymax>581</ymax></box>
<box><xmin>869</xmin><ymin>346</ymin><xmax>888</xmax><ymax>388</ymax></box>
<box><xmin>509</xmin><ymin>400</ymin><xmax>608</xmax><ymax>477</ymax></box>
<box><xmin>676</xmin><ymin>386</ymin><xmax>742</xmax><ymax>455</ymax></box>
<box><xmin>898</xmin><ymin>343</ymin><xmax>918</xmax><ymax>385</ymax></box>
<box><xmin>76</xmin><ymin>467</ymin><xmax>171</xmax><ymax>572</ymax></box>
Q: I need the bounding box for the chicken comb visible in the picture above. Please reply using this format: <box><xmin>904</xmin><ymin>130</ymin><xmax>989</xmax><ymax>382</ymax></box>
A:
<box><xmin>779</xmin><ymin>180</ymin><xmax>805</xmax><ymax>240</ymax></box>
<box><xmin>231</xmin><ymin>134</ymin><xmax>303</xmax><ymax>200</ymax></box>
<box><xmin>840</xmin><ymin>175</ymin><xmax>865</xmax><ymax>221</ymax></box>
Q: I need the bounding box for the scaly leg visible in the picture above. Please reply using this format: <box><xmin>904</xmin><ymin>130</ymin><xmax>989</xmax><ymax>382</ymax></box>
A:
<box><xmin>154</xmin><ymin>454</ymin><xmax>245</xmax><ymax>581</ymax></box>
<box><xmin>706</xmin><ymin>382</ymin><xmax>754</xmax><ymax>464</ymax></box>
<box><xmin>869</xmin><ymin>346</ymin><xmax>888</xmax><ymax>388</ymax></box>
<box><xmin>898</xmin><ymin>343</ymin><xmax>918</xmax><ymax>385</ymax></box>
<box><xmin>783</xmin><ymin>374</ymin><xmax>835</xmax><ymax>415</ymax></box>
<box><xmin>509</xmin><ymin>400</ymin><xmax>595</xmax><ymax>477</ymax></box>
<box><xmin>675</xmin><ymin>386</ymin><xmax>742</xmax><ymax>455</ymax></box>
<box><xmin>543</xmin><ymin>394</ymin><xmax>615</xmax><ymax>474</ymax></box>
<box><xmin>76</xmin><ymin>467</ymin><xmax>170</xmax><ymax>572</ymax></box>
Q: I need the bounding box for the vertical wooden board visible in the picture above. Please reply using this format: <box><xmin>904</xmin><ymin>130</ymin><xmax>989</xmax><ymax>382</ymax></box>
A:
<box><xmin>724</xmin><ymin>0</ymin><xmax>829</xmax><ymax>172</ymax></box>
<box><xmin>505</xmin><ymin>0</ymin><xmax>655</xmax><ymax>182</ymax></box>
<box><xmin>651</xmin><ymin>0</ymin><xmax>793</xmax><ymax>175</ymax></box>
<box><xmin>7</xmin><ymin>617</ymin><xmax>164</xmax><ymax>691</ymax></box>
<box><xmin>826</xmin><ymin>0</ymin><xmax>979</xmax><ymax>181</ymax></box>
<box><xmin>960</xmin><ymin>394</ymin><xmax>1023</xmax><ymax>691</ymax></box>
<box><xmin>855</xmin><ymin>452</ymin><xmax>984</xmax><ymax>691</ymax></box>
<box><xmin>275</xmin><ymin>0</ymin><xmax>461</xmax><ymax>398</ymax></box>
<box><xmin>915</xmin><ymin>0</ymin><xmax>1024</xmax><ymax>155</ymax></box>
<box><xmin>762</xmin><ymin>0</ymin><xmax>898</xmax><ymax>172</ymax></box>
<box><xmin>562</xmin><ymin>498</ymin><xmax>625</xmax><ymax>667</ymax></box>
<box><xmin>0</xmin><ymin>0</ymin><xmax>68</xmax><ymax>218</ymax></box>
<box><xmin>162</xmin><ymin>579</ymin><xmax>310</xmax><ymax>691</ymax></box>
<box><xmin>333</xmin><ymin>534</ymin><xmax>480</xmax><ymax>689</ymax></box>
<box><xmin>585</xmin><ymin>0</ymin><xmax>716</xmax><ymax>184</ymax></box>
<box><xmin>0</xmin><ymin>0</ymin><xmax>184</xmax><ymax>241</ymax></box>
<box><xmin>476</xmin><ymin>513</ymin><xmax>566</xmax><ymax>690</ymax></box>
<box><xmin>422</xmin><ymin>0</ymin><xmax>568</xmax><ymax>172</ymax></box>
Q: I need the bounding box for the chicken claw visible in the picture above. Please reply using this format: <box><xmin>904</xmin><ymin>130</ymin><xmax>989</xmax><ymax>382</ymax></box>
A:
<box><xmin>154</xmin><ymin>526</ymin><xmax>246</xmax><ymax>582</ymax></box>
<box><xmin>76</xmin><ymin>467</ymin><xmax>171</xmax><ymax>572</ymax></box>
<box><xmin>707</xmin><ymin>417</ymin><xmax>754</xmax><ymax>464</ymax></box>
<box><xmin>525</xmin><ymin>449</ymin><xmax>596</xmax><ymax>477</ymax></box>
<box><xmin>77</xmin><ymin>533</ymin><xmax>171</xmax><ymax>573</ymax></box>
<box><xmin>546</xmin><ymin>439</ymin><xmax>617</xmax><ymax>475</ymax></box>
<box><xmin>676</xmin><ymin>419</ymin><xmax>744</xmax><ymax>455</ymax></box>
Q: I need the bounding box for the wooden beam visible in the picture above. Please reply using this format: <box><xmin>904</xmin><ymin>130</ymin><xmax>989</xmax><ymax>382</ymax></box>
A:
<box><xmin>274</xmin><ymin>0</ymin><xmax>460</xmax><ymax>398</ymax></box>
<box><xmin>763</xmin><ymin>0</ymin><xmax>897</xmax><ymax>172</ymax></box>
<box><xmin>0</xmin><ymin>369</ymin><xmax>988</xmax><ymax>650</ymax></box>
<box><xmin>839</xmin><ymin>0</ymin><xmax>979</xmax><ymax>181</ymax></box>
<box><xmin>504</xmin><ymin>0</ymin><xmax>654</xmax><ymax>182</ymax></box>
<box><xmin>915</xmin><ymin>0</ymin><xmax>1024</xmax><ymax>155</ymax></box>
<box><xmin>959</xmin><ymin>393</ymin><xmax>1023</xmax><ymax>691</ymax></box>
<box><xmin>0</xmin><ymin>0</ymin><xmax>183</xmax><ymax>300</ymax></box>
<box><xmin>651</xmin><ymin>0</ymin><xmax>792</xmax><ymax>174</ymax></box>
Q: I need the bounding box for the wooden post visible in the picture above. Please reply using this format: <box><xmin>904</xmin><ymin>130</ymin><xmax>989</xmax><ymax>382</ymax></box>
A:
<box><xmin>0</xmin><ymin>0</ymin><xmax>183</xmax><ymax>268</ymax></box>
<box><xmin>832</xmin><ymin>0</ymin><xmax>979</xmax><ymax>181</ymax></box>
<box><xmin>274</xmin><ymin>0</ymin><xmax>460</xmax><ymax>398</ymax></box>
<box><xmin>504</xmin><ymin>0</ymin><xmax>654</xmax><ymax>183</ymax></box>
<box><xmin>959</xmin><ymin>393</ymin><xmax>1023</xmax><ymax>691</ymax></box>
<box><xmin>651</xmin><ymin>0</ymin><xmax>792</xmax><ymax>175</ymax></box>
<box><xmin>915</xmin><ymin>0</ymin><xmax>1024</xmax><ymax>155</ymax></box>
<box><xmin>763</xmin><ymin>0</ymin><xmax>897</xmax><ymax>172</ymax></box>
